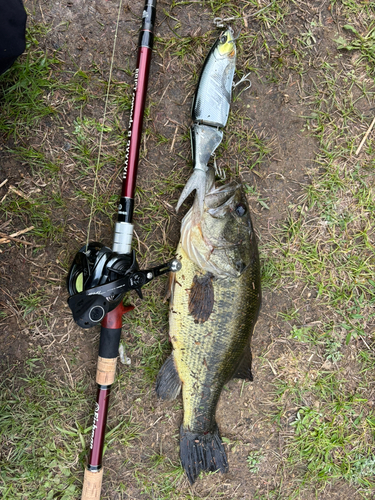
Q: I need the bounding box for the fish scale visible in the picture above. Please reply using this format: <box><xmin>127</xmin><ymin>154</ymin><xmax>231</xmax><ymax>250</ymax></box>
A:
<box><xmin>171</xmin><ymin>244</ymin><xmax>260</xmax><ymax>434</ymax></box>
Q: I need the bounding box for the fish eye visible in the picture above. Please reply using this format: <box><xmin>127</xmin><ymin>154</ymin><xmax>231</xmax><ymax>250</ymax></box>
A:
<box><xmin>220</xmin><ymin>34</ymin><xmax>227</xmax><ymax>44</ymax></box>
<box><xmin>235</xmin><ymin>203</ymin><xmax>247</xmax><ymax>217</ymax></box>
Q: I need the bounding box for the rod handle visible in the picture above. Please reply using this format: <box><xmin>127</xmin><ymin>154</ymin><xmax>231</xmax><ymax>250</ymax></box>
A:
<box><xmin>96</xmin><ymin>356</ymin><xmax>117</xmax><ymax>385</ymax></box>
<box><xmin>81</xmin><ymin>468</ymin><xmax>104</xmax><ymax>500</ymax></box>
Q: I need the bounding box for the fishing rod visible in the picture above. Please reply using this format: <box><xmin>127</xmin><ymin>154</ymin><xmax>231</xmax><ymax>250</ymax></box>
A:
<box><xmin>66</xmin><ymin>1</ymin><xmax>180</xmax><ymax>497</ymax></box>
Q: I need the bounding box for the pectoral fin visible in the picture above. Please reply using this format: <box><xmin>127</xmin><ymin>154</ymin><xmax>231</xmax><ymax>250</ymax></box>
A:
<box><xmin>188</xmin><ymin>273</ymin><xmax>214</xmax><ymax>323</ymax></box>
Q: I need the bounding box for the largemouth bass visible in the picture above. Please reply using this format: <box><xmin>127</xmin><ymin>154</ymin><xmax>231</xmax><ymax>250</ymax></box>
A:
<box><xmin>176</xmin><ymin>30</ymin><xmax>236</xmax><ymax>214</ymax></box>
<box><xmin>156</xmin><ymin>170</ymin><xmax>261</xmax><ymax>484</ymax></box>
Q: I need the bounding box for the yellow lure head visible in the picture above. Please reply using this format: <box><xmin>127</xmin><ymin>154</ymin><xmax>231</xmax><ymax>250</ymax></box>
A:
<box><xmin>216</xmin><ymin>29</ymin><xmax>236</xmax><ymax>58</ymax></box>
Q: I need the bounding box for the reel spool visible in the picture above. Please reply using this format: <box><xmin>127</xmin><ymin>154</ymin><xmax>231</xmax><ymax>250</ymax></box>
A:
<box><xmin>67</xmin><ymin>242</ymin><xmax>181</xmax><ymax>329</ymax></box>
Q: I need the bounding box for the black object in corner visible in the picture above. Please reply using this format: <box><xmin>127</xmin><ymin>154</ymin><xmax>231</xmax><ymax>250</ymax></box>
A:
<box><xmin>0</xmin><ymin>0</ymin><xmax>27</xmax><ymax>76</ymax></box>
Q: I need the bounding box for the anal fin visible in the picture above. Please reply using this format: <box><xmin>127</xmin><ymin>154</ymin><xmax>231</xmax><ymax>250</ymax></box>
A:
<box><xmin>155</xmin><ymin>354</ymin><xmax>181</xmax><ymax>400</ymax></box>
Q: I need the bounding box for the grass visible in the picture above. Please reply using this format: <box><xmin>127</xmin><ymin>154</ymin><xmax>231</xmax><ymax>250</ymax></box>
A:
<box><xmin>1</xmin><ymin>190</ymin><xmax>66</xmax><ymax>242</ymax></box>
<box><xmin>247</xmin><ymin>450</ymin><xmax>264</xmax><ymax>473</ymax></box>
<box><xmin>0</xmin><ymin>361</ymin><xmax>87</xmax><ymax>499</ymax></box>
<box><xmin>0</xmin><ymin>24</ymin><xmax>132</xmax><ymax>245</ymax></box>
<box><xmin>257</xmin><ymin>3</ymin><xmax>375</xmax><ymax>493</ymax></box>
<box><xmin>18</xmin><ymin>289</ymin><xmax>48</xmax><ymax>317</ymax></box>
<box><xmin>336</xmin><ymin>24</ymin><xmax>375</xmax><ymax>67</ymax></box>
<box><xmin>134</xmin><ymin>454</ymin><xmax>185</xmax><ymax>499</ymax></box>
<box><xmin>0</xmin><ymin>360</ymin><xmax>139</xmax><ymax>499</ymax></box>
<box><xmin>119</xmin><ymin>281</ymin><xmax>172</xmax><ymax>386</ymax></box>
<box><xmin>0</xmin><ymin>25</ymin><xmax>59</xmax><ymax>138</ymax></box>
<box><xmin>274</xmin><ymin>363</ymin><xmax>375</xmax><ymax>489</ymax></box>
<box><xmin>289</xmin><ymin>402</ymin><xmax>375</xmax><ymax>487</ymax></box>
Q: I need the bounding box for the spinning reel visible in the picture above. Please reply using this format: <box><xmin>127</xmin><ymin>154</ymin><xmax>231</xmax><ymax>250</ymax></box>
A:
<box><xmin>67</xmin><ymin>242</ymin><xmax>181</xmax><ymax>329</ymax></box>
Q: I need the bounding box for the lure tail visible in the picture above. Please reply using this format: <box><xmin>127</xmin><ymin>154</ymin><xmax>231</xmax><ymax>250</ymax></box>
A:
<box><xmin>176</xmin><ymin>124</ymin><xmax>223</xmax><ymax>214</ymax></box>
<box><xmin>176</xmin><ymin>168</ymin><xmax>206</xmax><ymax>214</ymax></box>
<box><xmin>180</xmin><ymin>424</ymin><xmax>229</xmax><ymax>484</ymax></box>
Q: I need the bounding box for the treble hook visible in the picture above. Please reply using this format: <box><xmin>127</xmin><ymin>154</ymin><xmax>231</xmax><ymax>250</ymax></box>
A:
<box><xmin>233</xmin><ymin>72</ymin><xmax>252</xmax><ymax>93</ymax></box>
<box><xmin>212</xmin><ymin>154</ymin><xmax>226</xmax><ymax>180</ymax></box>
<box><xmin>229</xmin><ymin>28</ymin><xmax>242</xmax><ymax>43</ymax></box>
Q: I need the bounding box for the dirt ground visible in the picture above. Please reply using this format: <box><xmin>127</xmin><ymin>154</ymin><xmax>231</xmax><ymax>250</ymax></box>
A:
<box><xmin>1</xmin><ymin>1</ymin><xmax>374</xmax><ymax>499</ymax></box>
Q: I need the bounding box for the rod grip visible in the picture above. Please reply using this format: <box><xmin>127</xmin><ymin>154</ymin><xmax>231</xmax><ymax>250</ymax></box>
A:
<box><xmin>81</xmin><ymin>468</ymin><xmax>104</xmax><ymax>500</ymax></box>
<box><xmin>96</xmin><ymin>356</ymin><xmax>117</xmax><ymax>385</ymax></box>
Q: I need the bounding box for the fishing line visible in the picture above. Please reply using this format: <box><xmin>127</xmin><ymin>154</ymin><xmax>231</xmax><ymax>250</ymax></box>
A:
<box><xmin>86</xmin><ymin>0</ymin><xmax>124</xmax><ymax>248</ymax></box>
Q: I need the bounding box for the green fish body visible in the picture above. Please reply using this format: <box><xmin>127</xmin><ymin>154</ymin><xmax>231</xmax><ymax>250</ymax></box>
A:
<box><xmin>157</xmin><ymin>172</ymin><xmax>261</xmax><ymax>483</ymax></box>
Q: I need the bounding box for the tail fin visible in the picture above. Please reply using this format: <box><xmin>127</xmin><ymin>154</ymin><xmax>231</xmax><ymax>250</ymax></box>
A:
<box><xmin>176</xmin><ymin>169</ymin><xmax>206</xmax><ymax>214</ymax></box>
<box><xmin>180</xmin><ymin>424</ymin><xmax>228</xmax><ymax>484</ymax></box>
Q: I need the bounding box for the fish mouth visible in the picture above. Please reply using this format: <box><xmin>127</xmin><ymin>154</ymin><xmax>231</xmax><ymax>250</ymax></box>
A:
<box><xmin>204</xmin><ymin>181</ymin><xmax>241</xmax><ymax>212</ymax></box>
